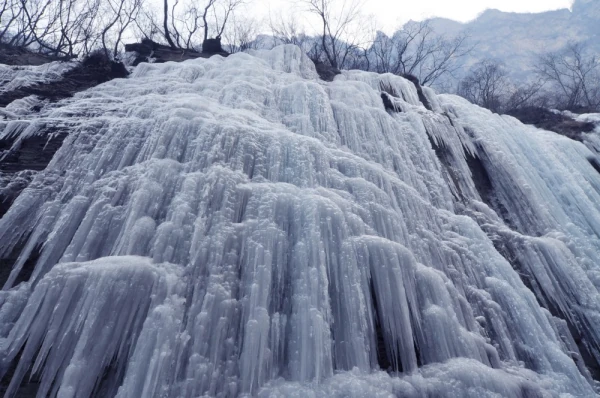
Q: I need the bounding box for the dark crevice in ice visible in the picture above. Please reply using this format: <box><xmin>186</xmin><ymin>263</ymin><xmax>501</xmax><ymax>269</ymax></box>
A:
<box><xmin>426</xmin><ymin>136</ymin><xmax>465</xmax><ymax>202</ymax></box>
<box><xmin>369</xmin><ymin>278</ymin><xmax>393</xmax><ymax>372</ymax></box>
<box><xmin>587</xmin><ymin>156</ymin><xmax>600</xmax><ymax>175</ymax></box>
<box><xmin>381</xmin><ymin>92</ymin><xmax>402</xmax><ymax>112</ymax></box>
<box><xmin>0</xmin><ymin>240</ymin><xmax>41</xmax><ymax>288</ymax></box>
<box><xmin>464</xmin><ymin>147</ymin><xmax>519</xmax><ymax>232</ymax></box>
<box><xmin>0</xmin><ymin>346</ymin><xmax>41</xmax><ymax>398</ymax></box>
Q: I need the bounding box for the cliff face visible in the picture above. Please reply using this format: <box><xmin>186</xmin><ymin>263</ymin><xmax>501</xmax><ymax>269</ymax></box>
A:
<box><xmin>1</xmin><ymin>45</ymin><xmax>600</xmax><ymax>397</ymax></box>
<box><xmin>426</xmin><ymin>0</ymin><xmax>600</xmax><ymax>81</ymax></box>
<box><xmin>573</xmin><ymin>0</ymin><xmax>600</xmax><ymax>18</ymax></box>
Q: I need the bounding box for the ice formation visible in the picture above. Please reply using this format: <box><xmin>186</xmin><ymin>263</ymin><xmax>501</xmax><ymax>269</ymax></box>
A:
<box><xmin>0</xmin><ymin>61</ymin><xmax>77</xmax><ymax>95</ymax></box>
<box><xmin>1</xmin><ymin>45</ymin><xmax>600</xmax><ymax>397</ymax></box>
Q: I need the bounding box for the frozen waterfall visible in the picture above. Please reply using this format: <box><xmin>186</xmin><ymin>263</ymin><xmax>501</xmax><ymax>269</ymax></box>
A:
<box><xmin>1</xmin><ymin>45</ymin><xmax>600</xmax><ymax>397</ymax></box>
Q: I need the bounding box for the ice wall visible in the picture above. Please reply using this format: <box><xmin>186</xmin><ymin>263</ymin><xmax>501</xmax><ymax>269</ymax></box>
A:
<box><xmin>1</xmin><ymin>45</ymin><xmax>600</xmax><ymax>397</ymax></box>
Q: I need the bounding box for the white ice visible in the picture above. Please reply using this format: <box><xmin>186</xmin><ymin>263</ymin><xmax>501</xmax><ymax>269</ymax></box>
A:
<box><xmin>0</xmin><ymin>45</ymin><xmax>599</xmax><ymax>397</ymax></box>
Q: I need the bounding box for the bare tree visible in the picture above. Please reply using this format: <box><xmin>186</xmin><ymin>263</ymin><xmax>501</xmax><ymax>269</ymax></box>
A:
<box><xmin>458</xmin><ymin>59</ymin><xmax>509</xmax><ymax>112</ymax></box>
<box><xmin>504</xmin><ymin>79</ymin><xmax>545</xmax><ymax>111</ymax></box>
<box><xmin>224</xmin><ymin>15</ymin><xmax>260</xmax><ymax>53</ymax></box>
<box><xmin>2</xmin><ymin>0</ymin><xmax>146</xmax><ymax>58</ymax></box>
<box><xmin>367</xmin><ymin>21</ymin><xmax>472</xmax><ymax>86</ymax></box>
<box><xmin>3</xmin><ymin>0</ymin><xmax>58</xmax><ymax>48</ymax></box>
<box><xmin>210</xmin><ymin>0</ymin><xmax>243</xmax><ymax>41</ymax></box>
<box><xmin>269</xmin><ymin>12</ymin><xmax>308</xmax><ymax>49</ymax></box>
<box><xmin>4</xmin><ymin>0</ymin><xmax>251</xmax><ymax>56</ymax></box>
<box><xmin>157</xmin><ymin>0</ymin><xmax>244</xmax><ymax>50</ymax></box>
<box><xmin>132</xmin><ymin>6</ymin><xmax>161</xmax><ymax>41</ymax></box>
<box><xmin>180</xmin><ymin>3</ymin><xmax>203</xmax><ymax>49</ymax></box>
<box><xmin>101</xmin><ymin>0</ymin><xmax>143</xmax><ymax>58</ymax></box>
<box><xmin>0</xmin><ymin>0</ymin><xmax>13</xmax><ymax>31</ymax></box>
<box><xmin>162</xmin><ymin>0</ymin><xmax>207</xmax><ymax>48</ymax></box>
<box><xmin>302</xmin><ymin>0</ymin><xmax>367</xmax><ymax>69</ymax></box>
<box><xmin>356</xmin><ymin>21</ymin><xmax>472</xmax><ymax>85</ymax></box>
<box><xmin>370</xmin><ymin>31</ymin><xmax>395</xmax><ymax>73</ymax></box>
<box><xmin>14</xmin><ymin>0</ymin><xmax>103</xmax><ymax>57</ymax></box>
<box><xmin>457</xmin><ymin>58</ymin><xmax>546</xmax><ymax>113</ymax></box>
<box><xmin>142</xmin><ymin>0</ymin><xmax>202</xmax><ymax>48</ymax></box>
<box><xmin>0</xmin><ymin>0</ymin><xmax>23</xmax><ymax>43</ymax></box>
<box><xmin>535</xmin><ymin>42</ymin><xmax>600</xmax><ymax>111</ymax></box>
<box><xmin>390</xmin><ymin>22</ymin><xmax>434</xmax><ymax>75</ymax></box>
<box><xmin>162</xmin><ymin>0</ymin><xmax>176</xmax><ymax>47</ymax></box>
<box><xmin>416</xmin><ymin>31</ymin><xmax>471</xmax><ymax>86</ymax></box>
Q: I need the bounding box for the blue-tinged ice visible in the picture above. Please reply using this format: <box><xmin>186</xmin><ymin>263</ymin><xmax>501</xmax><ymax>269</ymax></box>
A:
<box><xmin>0</xmin><ymin>45</ymin><xmax>600</xmax><ymax>397</ymax></box>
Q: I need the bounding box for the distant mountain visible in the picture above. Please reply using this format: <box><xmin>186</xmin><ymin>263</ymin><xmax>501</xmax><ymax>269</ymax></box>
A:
<box><xmin>425</xmin><ymin>0</ymin><xmax>600</xmax><ymax>81</ymax></box>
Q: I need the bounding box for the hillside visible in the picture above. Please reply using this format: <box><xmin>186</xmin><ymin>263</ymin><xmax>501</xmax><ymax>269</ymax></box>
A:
<box><xmin>426</xmin><ymin>0</ymin><xmax>600</xmax><ymax>80</ymax></box>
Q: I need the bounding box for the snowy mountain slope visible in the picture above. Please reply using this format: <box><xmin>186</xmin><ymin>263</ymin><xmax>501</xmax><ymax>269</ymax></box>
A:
<box><xmin>0</xmin><ymin>45</ymin><xmax>599</xmax><ymax>397</ymax></box>
<box><xmin>427</xmin><ymin>0</ymin><xmax>600</xmax><ymax>80</ymax></box>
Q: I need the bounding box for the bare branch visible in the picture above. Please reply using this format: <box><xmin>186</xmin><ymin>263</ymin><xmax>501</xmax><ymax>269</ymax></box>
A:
<box><xmin>302</xmin><ymin>0</ymin><xmax>366</xmax><ymax>69</ymax></box>
<box><xmin>534</xmin><ymin>42</ymin><xmax>600</xmax><ymax>111</ymax></box>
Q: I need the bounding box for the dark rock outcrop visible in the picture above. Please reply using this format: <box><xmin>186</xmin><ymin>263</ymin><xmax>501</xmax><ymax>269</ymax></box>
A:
<box><xmin>507</xmin><ymin>107</ymin><xmax>595</xmax><ymax>141</ymax></box>
<box><xmin>402</xmin><ymin>74</ymin><xmax>432</xmax><ymax>111</ymax></box>
<box><xmin>381</xmin><ymin>92</ymin><xmax>398</xmax><ymax>112</ymax></box>
<box><xmin>202</xmin><ymin>37</ymin><xmax>226</xmax><ymax>54</ymax></box>
<box><xmin>0</xmin><ymin>43</ymin><xmax>70</xmax><ymax>66</ymax></box>
<box><xmin>125</xmin><ymin>39</ymin><xmax>228</xmax><ymax>66</ymax></box>
<box><xmin>0</xmin><ymin>50</ymin><xmax>129</xmax><ymax>107</ymax></box>
<box><xmin>0</xmin><ymin>124</ymin><xmax>69</xmax><ymax>217</ymax></box>
<box><xmin>313</xmin><ymin>60</ymin><xmax>341</xmax><ymax>82</ymax></box>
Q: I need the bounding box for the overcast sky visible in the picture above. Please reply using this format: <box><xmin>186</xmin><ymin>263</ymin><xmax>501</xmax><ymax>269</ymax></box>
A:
<box><xmin>257</xmin><ymin>0</ymin><xmax>575</xmax><ymax>33</ymax></box>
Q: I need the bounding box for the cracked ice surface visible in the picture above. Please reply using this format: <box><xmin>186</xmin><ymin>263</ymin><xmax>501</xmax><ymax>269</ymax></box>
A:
<box><xmin>0</xmin><ymin>45</ymin><xmax>600</xmax><ymax>397</ymax></box>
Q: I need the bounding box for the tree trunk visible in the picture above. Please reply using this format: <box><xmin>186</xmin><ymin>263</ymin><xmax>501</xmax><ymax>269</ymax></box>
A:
<box><xmin>163</xmin><ymin>0</ymin><xmax>176</xmax><ymax>48</ymax></box>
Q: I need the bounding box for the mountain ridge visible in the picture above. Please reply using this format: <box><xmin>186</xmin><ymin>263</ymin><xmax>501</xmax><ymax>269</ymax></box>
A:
<box><xmin>422</xmin><ymin>0</ymin><xmax>600</xmax><ymax>81</ymax></box>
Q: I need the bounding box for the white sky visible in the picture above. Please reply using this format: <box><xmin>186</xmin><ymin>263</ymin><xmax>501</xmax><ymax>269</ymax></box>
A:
<box><xmin>254</xmin><ymin>0</ymin><xmax>575</xmax><ymax>33</ymax></box>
